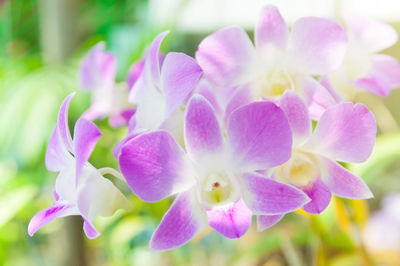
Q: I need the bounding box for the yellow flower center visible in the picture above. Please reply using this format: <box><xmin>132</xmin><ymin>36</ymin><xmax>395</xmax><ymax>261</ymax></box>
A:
<box><xmin>200</xmin><ymin>172</ymin><xmax>238</xmax><ymax>207</ymax></box>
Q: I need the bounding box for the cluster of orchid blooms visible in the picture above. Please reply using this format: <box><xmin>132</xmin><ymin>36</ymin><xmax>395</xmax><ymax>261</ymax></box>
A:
<box><xmin>28</xmin><ymin>6</ymin><xmax>400</xmax><ymax>251</ymax></box>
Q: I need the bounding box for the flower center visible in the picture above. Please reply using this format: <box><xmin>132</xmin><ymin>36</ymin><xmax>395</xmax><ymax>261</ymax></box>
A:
<box><xmin>261</xmin><ymin>70</ymin><xmax>293</xmax><ymax>99</ymax></box>
<box><xmin>200</xmin><ymin>172</ymin><xmax>238</xmax><ymax>208</ymax></box>
<box><xmin>275</xmin><ymin>150</ymin><xmax>319</xmax><ymax>187</ymax></box>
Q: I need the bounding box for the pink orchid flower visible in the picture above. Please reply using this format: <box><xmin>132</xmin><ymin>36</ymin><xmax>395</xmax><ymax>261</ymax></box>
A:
<box><xmin>327</xmin><ymin>13</ymin><xmax>400</xmax><ymax>99</ymax></box>
<box><xmin>28</xmin><ymin>93</ymin><xmax>131</xmax><ymax>239</ymax></box>
<box><xmin>113</xmin><ymin>31</ymin><xmax>203</xmax><ymax>157</ymax></box>
<box><xmin>257</xmin><ymin>91</ymin><xmax>375</xmax><ymax>230</ymax></box>
<box><xmin>128</xmin><ymin>31</ymin><xmax>203</xmax><ymax>132</ymax></box>
<box><xmin>196</xmin><ymin>5</ymin><xmax>347</xmax><ymax>101</ymax></box>
<box><xmin>80</xmin><ymin>43</ymin><xmax>134</xmax><ymax>128</ymax></box>
<box><xmin>119</xmin><ymin>94</ymin><xmax>310</xmax><ymax>250</ymax></box>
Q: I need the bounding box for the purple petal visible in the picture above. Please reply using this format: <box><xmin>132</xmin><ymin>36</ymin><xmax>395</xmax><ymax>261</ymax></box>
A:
<box><xmin>28</xmin><ymin>202</ymin><xmax>75</xmax><ymax>236</ymax></box>
<box><xmin>150</xmin><ymin>189</ymin><xmax>208</xmax><ymax>251</ymax></box>
<box><xmin>344</xmin><ymin>13</ymin><xmax>398</xmax><ymax>53</ymax></box>
<box><xmin>319</xmin><ymin>157</ymin><xmax>373</xmax><ymax>199</ymax></box>
<box><xmin>301</xmin><ymin>178</ymin><xmax>332</xmax><ymax>214</ymax></box>
<box><xmin>127</xmin><ymin>59</ymin><xmax>145</xmax><ymax>90</ymax></box>
<box><xmin>240</xmin><ymin>172</ymin><xmax>310</xmax><ymax>215</ymax></box>
<box><xmin>207</xmin><ymin>198</ymin><xmax>252</xmax><ymax>239</ymax></box>
<box><xmin>184</xmin><ymin>95</ymin><xmax>224</xmax><ymax>165</ymax></box>
<box><xmin>255</xmin><ymin>5</ymin><xmax>288</xmax><ymax>54</ymax></box>
<box><xmin>73</xmin><ymin>118</ymin><xmax>101</xmax><ymax>184</ymax></box>
<box><xmin>227</xmin><ymin>101</ymin><xmax>292</xmax><ymax>171</ymax></box>
<box><xmin>145</xmin><ymin>31</ymin><xmax>169</xmax><ymax>88</ymax></box>
<box><xmin>79</xmin><ymin>43</ymin><xmax>116</xmax><ymax>91</ymax></box>
<box><xmin>161</xmin><ymin>52</ymin><xmax>202</xmax><ymax>116</ymax></box>
<box><xmin>45</xmin><ymin>93</ymin><xmax>75</xmax><ymax>171</ymax></box>
<box><xmin>288</xmin><ymin>17</ymin><xmax>347</xmax><ymax>75</ymax></box>
<box><xmin>196</xmin><ymin>26</ymin><xmax>259</xmax><ymax>87</ymax></box>
<box><xmin>355</xmin><ymin>55</ymin><xmax>400</xmax><ymax>97</ymax></box>
<box><xmin>303</xmin><ymin>102</ymin><xmax>376</xmax><ymax>163</ymax></box>
<box><xmin>83</xmin><ymin>219</ymin><xmax>100</xmax><ymax>239</ymax></box>
<box><xmin>223</xmin><ymin>84</ymin><xmax>253</xmax><ymax>126</ymax></box>
<box><xmin>279</xmin><ymin>91</ymin><xmax>311</xmax><ymax>145</ymax></box>
<box><xmin>119</xmin><ymin>130</ymin><xmax>194</xmax><ymax>202</ymax></box>
<box><xmin>257</xmin><ymin>214</ymin><xmax>284</xmax><ymax>231</ymax></box>
<box><xmin>301</xmin><ymin>77</ymin><xmax>339</xmax><ymax>121</ymax></box>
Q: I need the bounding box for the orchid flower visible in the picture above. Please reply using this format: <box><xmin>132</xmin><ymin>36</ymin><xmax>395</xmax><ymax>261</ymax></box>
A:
<box><xmin>80</xmin><ymin>43</ymin><xmax>134</xmax><ymax>127</ymax></box>
<box><xmin>327</xmin><ymin>13</ymin><xmax>400</xmax><ymax>100</ymax></box>
<box><xmin>196</xmin><ymin>5</ymin><xmax>347</xmax><ymax>102</ymax></box>
<box><xmin>28</xmin><ymin>93</ymin><xmax>131</xmax><ymax>239</ymax></box>
<box><xmin>119</xmin><ymin>94</ymin><xmax>310</xmax><ymax>250</ymax></box>
<box><xmin>113</xmin><ymin>31</ymin><xmax>203</xmax><ymax>157</ymax></box>
<box><xmin>257</xmin><ymin>91</ymin><xmax>376</xmax><ymax>230</ymax></box>
<box><xmin>128</xmin><ymin>31</ymin><xmax>202</xmax><ymax>132</ymax></box>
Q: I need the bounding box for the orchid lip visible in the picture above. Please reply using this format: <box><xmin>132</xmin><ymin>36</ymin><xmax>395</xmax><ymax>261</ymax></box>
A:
<box><xmin>275</xmin><ymin>149</ymin><xmax>320</xmax><ymax>187</ymax></box>
<box><xmin>198</xmin><ymin>171</ymin><xmax>240</xmax><ymax>209</ymax></box>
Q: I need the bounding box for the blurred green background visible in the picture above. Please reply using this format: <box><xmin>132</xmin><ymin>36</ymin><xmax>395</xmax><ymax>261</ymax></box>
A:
<box><xmin>1</xmin><ymin>0</ymin><xmax>400</xmax><ymax>265</ymax></box>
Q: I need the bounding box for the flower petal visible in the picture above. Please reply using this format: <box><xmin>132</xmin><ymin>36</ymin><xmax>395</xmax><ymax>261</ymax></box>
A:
<box><xmin>77</xmin><ymin>169</ymin><xmax>131</xmax><ymax>222</ymax></box>
<box><xmin>355</xmin><ymin>55</ymin><xmax>400</xmax><ymax>97</ymax></box>
<box><xmin>145</xmin><ymin>31</ymin><xmax>169</xmax><ymax>88</ymax></box>
<box><xmin>196</xmin><ymin>26</ymin><xmax>260</xmax><ymax>87</ymax></box>
<box><xmin>344</xmin><ymin>13</ymin><xmax>398</xmax><ymax>53</ymax></box>
<box><xmin>301</xmin><ymin>77</ymin><xmax>339</xmax><ymax>121</ymax></box>
<box><xmin>45</xmin><ymin>93</ymin><xmax>75</xmax><ymax>171</ymax></box>
<box><xmin>79</xmin><ymin>43</ymin><xmax>116</xmax><ymax>91</ymax></box>
<box><xmin>227</xmin><ymin>101</ymin><xmax>292</xmax><ymax>172</ymax></box>
<box><xmin>28</xmin><ymin>202</ymin><xmax>77</xmax><ymax>236</ymax></box>
<box><xmin>301</xmin><ymin>178</ymin><xmax>332</xmax><ymax>214</ymax></box>
<box><xmin>207</xmin><ymin>198</ymin><xmax>252</xmax><ymax>239</ymax></box>
<box><xmin>127</xmin><ymin>59</ymin><xmax>145</xmax><ymax>90</ymax></box>
<box><xmin>119</xmin><ymin>130</ymin><xmax>194</xmax><ymax>202</ymax></box>
<box><xmin>223</xmin><ymin>84</ymin><xmax>253</xmax><ymax>126</ymax></box>
<box><xmin>240</xmin><ymin>172</ymin><xmax>310</xmax><ymax>215</ymax></box>
<box><xmin>288</xmin><ymin>17</ymin><xmax>347</xmax><ymax>75</ymax></box>
<box><xmin>255</xmin><ymin>5</ymin><xmax>288</xmax><ymax>56</ymax></box>
<box><xmin>319</xmin><ymin>157</ymin><xmax>373</xmax><ymax>199</ymax></box>
<box><xmin>73</xmin><ymin>118</ymin><xmax>102</xmax><ymax>184</ymax></box>
<box><xmin>150</xmin><ymin>189</ymin><xmax>208</xmax><ymax>251</ymax></box>
<box><xmin>257</xmin><ymin>214</ymin><xmax>284</xmax><ymax>231</ymax></box>
<box><xmin>161</xmin><ymin>52</ymin><xmax>202</xmax><ymax>116</ymax></box>
<box><xmin>83</xmin><ymin>218</ymin><xmax>100</xmax><ymax>239</ymax></box>
<box><xmin>279</xmin><ymin>90</ymin><xmax>311</xmax><ymax>145</ymax></box>
<box><xmin>303</xmin><ymin>102</ymin><xmax>376</xmax><ymax>163</ymax></box>
<box><xmin>184</xmin><ymin>95</ymin><xmax>224</xmax><ymax>167</ymax></box>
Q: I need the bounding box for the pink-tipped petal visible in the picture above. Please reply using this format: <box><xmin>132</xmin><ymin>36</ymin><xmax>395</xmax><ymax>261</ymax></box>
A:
<box><xmin>355</xmin><ymin>55</ymin><xmax>400</xmax><ymax>97</ymax></box>
<box><xmin>28</xmin><ymin>203</ymin><xmax>75</xmax><ymax>236</ymax></box>
<box><xmin>240</xmin><ymin>172</ymin><xmax>310</xmax><ymax>215</ymax></box>
<box><xmin>223</xmin><ymin>84</ymin><xmax>253</xmax><ymax>125</ymax></box>
<box><xmin>161</xmin><ymin>52</ymin><xmax>202</xmax><ymax>116</ymax></box>
<box><xmin>45</xmin><ymin>93</ymin><xmax>75</xmax><ymax>171</ymax></box>
<box><xmin>302</xmin><ymin>77</ymin><xmax>339</xmax><ymax>120</ymax></box>
<box><xmin>79</xmin><ymin>43</ymin><xmax>116</xmax><ymax>91</ymax></box>
<box><xmin>319</xmin><ymin>157</ymin><xmax>373</xmax><ymax>199</ymax></box>
<box><xmin>145</xmin><ymin>31</ymin><xmax>169</xmax><ymax>87</ymax></box>
<box><xmin>184</xmin><ymin>95</ymin><xmax>224</xmax><ymax>165</ymax></box>
<box><xmin>303</xmin><ymin>102</ymin><xmax>376</xmax><ymax>163</ymax></box>
<box><xmin>83</xmin><ymin>218</ymin><xmax>100</xmax><ymax>239</ymax></box>
<box><xmin>127</xmin><ymin>59</ymin><xmax>145</xmax><ymax>90</ymax></box>
<box><xmin>196</xmin><ymin>27</ymin><xmax>260</xmax><ymax>87</ymax></box>
<box><xmin>279</xmin><ymin>91</ymin><xmax>311</xmax><ymax>145</ymax></box>
<box><xmin>119</xmin><ymin>131</ymin><xmax>194</xmax><ymax>202</ymax></box>
<box><xmin>227</xmin><ymin>101</ymin><xmax>292</xmax><ymax>172</ymax></box>
<box><xmin>301</xmin><ymin>178</ymin><xmax>332</xmax><ymax>214</ymax></box>
<box><xmin>150</xmin><ymin>190</ymin><xmax>208</xmax><ymax>251</ymax></box>
<box><xmin>255</xmin><ymin>5</ymin><xmax>288</xmax><ymax>54</ymax></box>
<box><xmin>73</xmin><ymin>118</ymin><xmax>102</xmax><ymax>183</ymax></box>
<box><xmin>288</xmin><ymin>17</ymin><xmax>347</xmax><ymax>75</ymax></box>
<box><xmin>207</xmin><ymin>198</ymin><xmax>252</xmax><ymax>239</ymax></box>
<box><xmin>344</xmin><ymin>13</ymin><xmax>398</xmax><ymax>53</ymax></box>
<box><xmin>257</xmin><ymin>214</ymin><xmax>284</xmax><ymax>231</ymax></box>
